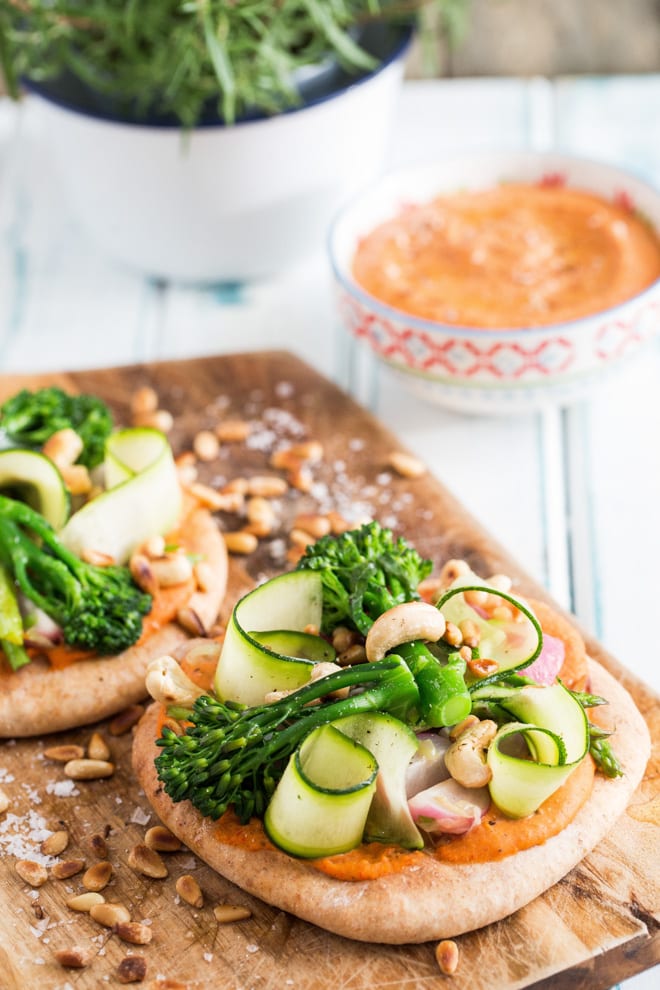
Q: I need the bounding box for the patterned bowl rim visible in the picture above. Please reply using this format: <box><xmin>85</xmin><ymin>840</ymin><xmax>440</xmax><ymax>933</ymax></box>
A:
<box><xmin>328</xmin><ymin>150</ymin><xmax>660</xmax><ymax>339</ymax></box>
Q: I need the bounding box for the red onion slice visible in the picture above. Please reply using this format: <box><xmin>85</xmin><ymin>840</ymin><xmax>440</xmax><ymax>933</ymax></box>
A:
<box><xmin>408</xmin><ymin>778</ymin><xmax>490</xmax><ymax>835</ymax></box>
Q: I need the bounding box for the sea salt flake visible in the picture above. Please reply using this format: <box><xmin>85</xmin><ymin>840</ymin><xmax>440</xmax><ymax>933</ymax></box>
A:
<box><xmin>130</xmin><ymin>806</ymin><xmax>151</xmax><ymax>826</ymax></box>
<box><xmin>274</xmin><ymin>381</ymin><xmax>294</xmax><ymax>399</ymax></box>
<box><xmin>348</xmin><ymin>438</ymin><xmax>364</xmax><ymax>451</ymax></box>
<box><xmin>246</xmin><ymin>944</ymin><xmax>259</xmax><ymax>954</ymax></box>
<box><xmin>46</xmin><ymin>780</ymin><xmax>79</xmax><ymax>798</ymax></box>
<box><xmin>203</xmin><ymin>953</ymin><xmax>214</xmax><ymax>963</ymax></box>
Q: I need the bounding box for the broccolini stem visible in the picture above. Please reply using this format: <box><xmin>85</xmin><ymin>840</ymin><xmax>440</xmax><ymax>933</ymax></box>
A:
<box><xmin>1</xmin><ymin>639</ymin><xmax>31</xmax><ymax>671</ymax></box>
<box><xmin>589</xmin><ymin>735</ymin><xmax>623</xmax><ymax>778</ymax></box>
<box><xmin>155</xmin><ymin>657</ymin><xmax>420</xmax><ymax>822</ymax></box>
<box><xmin>395</xmin><ymin>641</ymin><xmax>471</xmax><ymax>728</ymax></box>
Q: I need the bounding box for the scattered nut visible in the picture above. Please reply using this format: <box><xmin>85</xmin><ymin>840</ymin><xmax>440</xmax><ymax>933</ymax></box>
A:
<box><xmin>133</xmin><ymin>409</ymin><xmax>173</xmax><ymax>433</ymax></box>
<box><xmin>246</xmin><ymin>475</ymin><xmax>288</xmax><ymax>498</ymax></box>
<box><xmin>435</xmin><ymin>939</ymin><xmax>459</xmax><ymax>976</ymax></box>
<box><xmin>113</xmin><ymin>921</ymin><xmax>153</xmax><ymax>945</ymax></box>
<box><xmin>224</xmin><ymin>531</ymin><xmax>258</xmax><ymax>555</ymax></box>
<box><xmin>145</xmin><ymin>825</ymin><xmax>182</xmax><ymax>853</ymax></box>
<box><xmin>337</xmin><ymin>644</ymin><xmax>368</xmax><ymax>666</ymax></box>
<box><xmin>83</xmin><ymin>860</ymin><xmax>113</xmax><ymax>892</ymax></box>
<box><xmin>143</xmin><ymin>534</ymin><xmax>166</xmax><ymax>558</ymax></box>
<box><xmin>443</xmin><ymin>622</ymin><xmax>463</xmax><ymax>647</ymax></box>
<box><xmin>41</xmin><ymin>830</ymin><xmax>69</xmax><ymax>857</ymax></box>
<box><xmin>292</xmin><ymin>513</ymin><xmax>331</xmax><ymax>539</ymax></box>
<box><xmin>80</xmin><ymin>547</ymin><xmax>116</xmax><ymax>567</ymax></box>
<box><xmin>90</xmin><ymin>901</ymin><xmax>131</xmax><ymax>928</ymax></box>
<box><xmin>87</xmin><ymin>831</ymin><xmax>109</xmax><ymax>858</ymax></box>
<box><xmin>109</xmin><ymin>704</ymin><xmax>145</xmax><ymax>736</ymax></box>
<box><xmin>31</xmin><ymin>901</ymin><xmax>45</xmax><ymax>919</ymax></box>
<box><xmin>287</xmin><ymin>464</ymin><xmax>313</xmax><ymax>492</ymax></box>
<box><xmin>466</xmin><ymin>657</ymin><xmax>499</xmax><ymax>679</ymax></box>
<box><xmin>245</xmin><ymin>496</ymin><xmax>276</xmax><ymax>537</ymax></box>
<box><xmin>326</xmin><ymin>510</ymin><xmax>350</xmax><ymax>534</ymax></box>
<box><xmin>151</xmin><ymin>553</ymin><xmax>194</xmax><ymax>588</ymax></box>
<box><xmin>193</xmin><ymin>429</ymin><xmax>220</xmax><ymax>461</ymax></box>
<box><xmin>176</xmin><ymin>606</ymin><xmax>207</xmax><ymax>636</ymax></box>
<box><xmin>87</xmin><ymin>733</ymin><xmax>111</xmax><ymax>762</ymax></box>
<box><xmin>61</xmin><ymin>464</ymin><xmax>93</xmax><ymax>496</ymax></box>
<box><xmin>0</xmin><ymin>787</ymin><xmax>9</xmax><ymax>814</ymax></box>
<box><xmin>129</xmin><ymin>553</ymin><xmax>159</xmax><ymax>596</ymax></box>
<box><xmin>131</xmin><ymin>385</ymin><xmax>159</xmax><ymax>416</ymax></box>
<box><xmin>176</xmin><ymin>874</ymin><xmax>204</xmax><ymax>908</ymax></box>
<box><xmin>64</xmin><ymin>759</ymin><xmax>114</xmax><ymax>780</ymax></box>
<box><xmin>459</xmin><ymin>619</ymin><xmax>481</xmax><ymax>649</ymax></box>
<box><xmin>66</xmin><ymin>891</ymin><xmax>106</xmax><ymax>912</ymax></box>
<box><xmin>50</xmin><ymin>859</ymin><xmax>85</xmax><ymax>880</ymax></box>
<box><xmin>387</xmin><ymin>450</ymin><xmax>425</xmax><ymax>479</ymax></box>
<box><xmin>15</xmin><ymin>860</ymin><xmax>48</xmax><ymax>887</ymax></box>
<box><xmin>44</xmin><ymin>744</ymin><xmax>85</xmax><ymax>762</ymax></box>
<box><xmin>438</xmin><ymin>559</ymin><xmax>471</xmax><ymax>587</ymax></box>
<box><xmin>128</xmin><ymin>844</ymin><xmax>168</xmax><ymax>879</ymax></box>
<box><xmin>216</xmin><ymin>419</ymin><xmax>251</xmax><ymax>442</ymax></box>
<box><xmin>42</xmin><ymin>428</ymin><xmax>83</xmax><ymax>468</ymax></box>
<box><xmin>221</xmin><ymin>476</ymin><xmax>249</xmax><ymax>495</ymax></box>
<box><xmin>117</xmin><ymin>955</ymin><xmax>147</xmax><ymax>984</ymax></box>
<box><xmin>213</xmin><ymin>904</ymin><xmax>252</xmax><ymax>923</ymax></box>
<box><xmin>54</xmin><ymin>946</ymin><xmax>91</xmax><ymax>969</ymax></box>
<box><xmin>289</xmin><ymin>527</ymin><xmax>314</xmax><ymax>549</ymax></box>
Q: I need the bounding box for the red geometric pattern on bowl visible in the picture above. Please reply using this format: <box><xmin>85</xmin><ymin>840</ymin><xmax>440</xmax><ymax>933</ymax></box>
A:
<box><xmin>595</xmin><ymin>299</ymin><xmax>660</xmax><ymax>360</ymax></box>
<box><xmin>339</xmin><ymin>293</ymin><xmax>576</xmax><ymax>380</ymax></box>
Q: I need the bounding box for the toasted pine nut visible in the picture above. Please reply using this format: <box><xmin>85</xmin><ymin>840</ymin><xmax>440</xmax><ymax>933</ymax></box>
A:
<box><xmin>42</xmin><ymin>428</ymin><xmax>83</xmax><ymax>468</ymax></box>
<box><xmin>113</xmin><ymin>921</ymin><xmax>153</xmax><ymax>945</ymax></box>
<box><xmin>151</xmin><ymin>553</ymin><xmax>193</xmax><ymax>588</ymax></box>
<box><xmin>145</xmin><ymin>825</ymin><xmax>182</xmax><ymax>853</ymax></box>
<box><xmin>61</xmin><ymin>464</ymin><xmax>92</xmax><ymax>495</ymax></box>
<box><xmin>80</xmin><ymin>548</ymin><xmax>115</xmax><ymax>567</ymax></box>
<box><xmin>326</xmin><ymin>510</ymin><xmax>350</xmax><ymax>535</ymax></box>
<box><xmin>459</xmin><ymin>645</ymin><xmax>472</xmax><ymax>662</ymax></box>
<box><xmin>131</xmin><ymin>385</ymin><xmax>158</xmax><ymax>416</ymax></box>
<box><xmin>109</xmin><ymin>704</ymin><xmax>144</xmax><ymax>736</ymax></box>
<box><xmin>50</xmin><ymin>859</ymin><xmax>85</xmax><ymax>880</ymax></box>
<box><xmin>417</xmin><ymin>576</ymin><xmax>445</xmax><ymax>603</ymax></box>
<box><xmin>41</xmin><ymin>830</ymin><xmax>69</xmax><ymax>857</ymax></box>
<box><xmin>220</xmin><ymin>477</ymin><xmax>247</xmax><ymax>497</ymax></box>
<box><xmin>176</xmin><ymin>874</ymin><xmax>204</xmax><ymax>908</ymax></box>
<box><xmin>213</xmin><ymin>904</ymin><xmax>252</xmax><ymax>924</ymax></box>
<box><xmin>293</xmin><ymin>514</ymin><xmax>331</xmax><ymax>540</ymax></box>
<box><xmin>247</xmin><ymin>475</ymin><xmax>288</xmax><ymax>498</ymax></box>
<box><xmin>143</xmin><ymin>534</ymin><xmax>166</xmax><ymax>559</ymax></box>
<box><xmin>269</xmin><ymin>448</ymin><xmax>303</xmax><ymax>471</ymax></box>
<box><xmin>189</xmin><ymin>482</ymin><xmax>240</xmax><ymax>512</ymax></box>
<box><xmin>331</xmin><ymin>626</ymin><xmax>358</xmax><ymax>653</ymax></box>
<box><xmin>459</xmin><ymin>619</ymin><xmax>481</xmax><ymax>649</ymax></box>
<box><xmin>438</xmin><ymin>559</ymin><xmax>471</xmax><ymax>587</ymax></box>
<box><xmin>177</xmin><ymin>606</ymin><xmax>207</xmax><ymax>636</ymax></box>
<box><xmin>435</xmin><ymin>939</ymin><xmax>459</xmax><ymax>975</ymax></box>
<box><xmin>44</xmin><ymin>744</ymin><xmax>85</xmax><ymax>762</ymax></box>
<box><xmin>90</xmin><ymin>902</ymin><xmax>131</xmax><ymax>928</ymax></box>
<box><xmin>491</xmin><ymin>604</ymin><xmax>516</xmax><ymax>622</ymax></box>
<box><xmin>15</xmin><ymin>860</ymin><xmax>48</xmax><ymax>887</ymax></box>
<box><xmin>467</xmin><ymin>657</ymin><xmax>499</xmax><ymax>679</ymax></box>
<box><xmin>290</xmin><ymin>440</ymin><xmax>324</xmax><ymax>462</ymax></box>
<box><xmin>176</xmin><ymin>462</ymin><xmax>198</xmax><ymax>487</ymax></box>
<box><xmin>387</xmin><ymin>451</ymin><xmax>425</xmax><ymax>478</ymax></box>
<box><xmin>129</xmin><ymin>553</ymin><xmax>158</xmax><ymax>596</ymax></box>
<box><xmin>54</xmin><ymin>946</ymin><xmax>91</xmax><ymax>969</ymax></box>
<box><xmin>133</xmin><ymin>409</ymin><xmax>173</xmax><ymax>433</ymax></box>
<box><xmin>87</xmin><ymin>732</ymin><xmax>111</xmax><ymax>762</ymax></box>
<box><xmin>224</xmin><ymin>531</ymin><xmax>258</xmax><ymax>555</ymax></box>
<box><xmin>193</xmin><ymin>429</ymin><xmax>220</xmax><ymax>462</ymax></box>
<box><xmin>87</xmin><ymin>832</ymin><xmax>109</xmax><ymax>858</ymax></box>
<box><xmin>0</xmin><ymin>787</ymin><xmax>8</xmax><ymax>814</ymax></box>
<box><xmin>83</xmin><ymin>860</ymin><xmax>113</xmax><ymax>892</ymax></box>
<box><xmin>161</xmin><ymin>716</ymin><xmax>184</xmax><ymax>736</ymax></box>
<box><xmin>443</xmin><ymin>622</ymin><xmax>463</xmax><ymax>647</ymax></box>
<box><xmin>66</xmin><ymin>891</ymin><xmax>106</xmax><ymax>912</ymax></box>
<box><xmin>463</xmin><ymin>589</ymin><xmax>489</xmax><ymax>609</ymax></box>
<box><xmin>246</xmin><ymin>496</ymin><xmax>276</xmax><ymax>536</ymax></box>
<box><xmin>487</xmin><ymin>573</ymin><xmax>513</xmax><ymax>593</ymax></box>
<box><xmin>216</xmin><ymin>419</ymin><xmax>251</xmax><ymax>442</ymax></box>
<box><xmin>193</xmin><ymin>561</ymin><xmax>213</xmax><ymax>592</ymax></box>
<box><xmin>289</xmin><ymin>527</ymin><xmax>314</xmax><ymax>549</ymax></box>
<box><xmin>128</xmin><ymin>844</ymin><xmax>168</xmax><ymax>879</ymax></box>
<box><xmin>117</xmin><ymin>955</ymin><xmax>147</xmax><ymax>984</ymax></box>
<box><xmin>286</xmin><ymin>545</ymin><xmax>305</xmax><ymax>565</ymax></box>
<box><xmin>337</xmin><ymin>644</ymin><xmax>367</xmax><ymax>666</ymax></box>
<box><xmin>287</xmin><ymin>465</ymin><xmax>313</xmax><ymax>493</ymax></box>
<box><xmin>64</xmin><ymin>759</ymin><xmax>114</xmax><ymax>780</ymax></box>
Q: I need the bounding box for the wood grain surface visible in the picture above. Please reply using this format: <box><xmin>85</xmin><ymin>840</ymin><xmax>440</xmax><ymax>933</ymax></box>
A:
<box><xmin>0</xmin><ymin>352</ymin><xmax>657</xmax><ymax>990</ymax></box>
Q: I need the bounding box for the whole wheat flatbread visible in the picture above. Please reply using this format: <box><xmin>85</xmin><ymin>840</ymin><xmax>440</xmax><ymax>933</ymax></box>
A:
<box><xmin>0</xmin><ymin>507</ymin><xmax>227</xmax><ymax>738</ymax></box>
<box><xmin>132</xmin><ymin>659</ymin><xmax>650</xmax><ymax>944</ymax></box>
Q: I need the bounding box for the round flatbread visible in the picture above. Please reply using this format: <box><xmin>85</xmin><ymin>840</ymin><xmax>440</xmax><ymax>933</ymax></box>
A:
<box><xmin>132</xmin><ymin>658</ymin><xmax>650</xmax><ymax>944</ymax></box>
<box><xmin>0</xmin><ymin>506</ymin><xmax>227</xmax><ymax>737</ymax></box>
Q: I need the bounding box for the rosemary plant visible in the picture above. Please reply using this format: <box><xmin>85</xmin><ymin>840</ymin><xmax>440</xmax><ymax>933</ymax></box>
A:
<box><xmin>0</xmin><ymin>1</ymin><xmax>469</xmax><ymax>126</ymax></box>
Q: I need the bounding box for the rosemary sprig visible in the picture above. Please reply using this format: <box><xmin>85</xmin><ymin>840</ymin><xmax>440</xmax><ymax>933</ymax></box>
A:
<box><xmin>0</xmin><ymin>0</ymin><xmax>468</xmax><ymax>127</ymax></box>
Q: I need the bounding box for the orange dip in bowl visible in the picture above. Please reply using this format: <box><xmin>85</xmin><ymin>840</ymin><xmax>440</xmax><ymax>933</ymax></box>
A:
<box><xmin>351</xmin><ymin>184</ymin><xmax>660</xmax><ymax>329</ymax></box>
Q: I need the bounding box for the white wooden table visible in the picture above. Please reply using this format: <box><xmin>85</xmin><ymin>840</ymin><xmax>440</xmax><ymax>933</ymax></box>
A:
<box><xmin>0</xmin><ymin>77</ymin><xmax>658</xmax><ymax>990</ymax></box>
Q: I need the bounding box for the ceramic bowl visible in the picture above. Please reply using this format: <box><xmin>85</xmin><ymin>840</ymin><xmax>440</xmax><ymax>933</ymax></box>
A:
<box><xmin>27</xmin><ymin>24</ymin><xmax>411</xmax><ymax>283</ymax></box>
<box><xmin>328</xmin><ymin>151</ymin><xmax>660</xmax><ymax>412</ymax></box>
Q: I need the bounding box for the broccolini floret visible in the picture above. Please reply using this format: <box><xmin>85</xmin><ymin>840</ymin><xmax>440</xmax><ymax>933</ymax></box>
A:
<box><xmin>295</xmin><ymin>521</ymin><xmax>432</xmax><ymax>635</ymax></box>
<box><xmin>0</xmin><ymin>386</ymin><xmax>113</xmax><ymax>468</ymax></box>
<box><xmin>0</xmin><ymin>495</ymin><xmax>152</xmax><ymax>656</ymax></box>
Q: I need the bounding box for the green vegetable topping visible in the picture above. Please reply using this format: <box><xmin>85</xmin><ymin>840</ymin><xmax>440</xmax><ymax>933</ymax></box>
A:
<box><xmin>396</xmin><ymin>641</ymin><xmax>471</xmax><ymax>728</ymax></box>
<box><xmin>587</xmin><ymin>726</ymin><xmax>623</xmax><ymax>778</ymax></box>
<box><xmin>0</xmin><ymin>495</ymin><xmax>151</xmax><ymax>657</ymax></box>
<box><xmin>0</xmin><ymin>386</ymin><xmax>113</xmax><ymax>468</ymax></box>
<box><xmin>155</xmin><ymin>657</ymin><xmax>420</xmax><ymax>822</ymax></box>
<box><xmin>296</xmin><ymin>521</ymin><xmax>432</xmax><ymax>636</ymax></box>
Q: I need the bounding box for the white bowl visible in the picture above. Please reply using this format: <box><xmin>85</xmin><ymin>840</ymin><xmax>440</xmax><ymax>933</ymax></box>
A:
<box><xmin>29</xmin><ymin>26</ymin><xmax>411</xmax><ymax>283</ymax></box>
<box><xmin>329</xmin><ymin>151</ymin><xmax>660</xmax><ymax>412</ymax></box>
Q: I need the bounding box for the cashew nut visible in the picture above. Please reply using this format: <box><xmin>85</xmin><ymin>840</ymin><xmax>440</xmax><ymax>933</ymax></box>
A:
<box><xmin>444</xmin><ymin>719</ymin><xmax>497</xmax><ymax>789</ymax></box>
<box><xmin>145</xmin><ymin>655</ymin><xmax>206</xmax><ymax>707</ymax></box>
<box><xmin>365</xmin><ymin>601</ymin><xmax>446</xmax><ymax>662</ymax></box>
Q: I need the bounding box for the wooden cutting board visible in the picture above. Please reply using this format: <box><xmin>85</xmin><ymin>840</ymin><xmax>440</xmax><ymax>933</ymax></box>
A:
<box><xmin>0</xmin><ymin>352</ymin><xmax>657</xmax><ymax>990</ymax></box>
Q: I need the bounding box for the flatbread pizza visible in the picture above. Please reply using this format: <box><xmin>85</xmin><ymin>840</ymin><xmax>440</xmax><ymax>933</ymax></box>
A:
<box><xmin>0</xmin><ymin>386</ymin><xmax>227</xmax><ymax>737</ymax></box>
<box><xmin>132</xmin><ymin>526</ymin><xmax>651</xmax><ymax>944</ymax></box>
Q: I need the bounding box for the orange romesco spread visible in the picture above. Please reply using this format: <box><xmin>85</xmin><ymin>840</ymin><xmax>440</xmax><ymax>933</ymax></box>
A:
<box><xmin>352</xmin><ymin>184</ymin><xmax>660</xmax><ymax>328</ymax></box>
